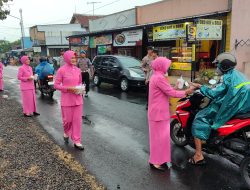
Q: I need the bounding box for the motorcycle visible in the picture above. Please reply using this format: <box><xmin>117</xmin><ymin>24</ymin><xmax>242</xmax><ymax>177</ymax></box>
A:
<box><xmin>170</xmin><ymin>81</ymin><xmax>250</xmax><ymax>188</ymax></box>
<box><xmin>37</xmin><ymin>74</ymin><xmax>55</xmax><ymax>99</ymax></box>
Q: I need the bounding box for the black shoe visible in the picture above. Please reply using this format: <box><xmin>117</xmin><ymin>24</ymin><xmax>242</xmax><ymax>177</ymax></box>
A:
<box><xmin>149</xmin><ymin>163</ymin><xmax>167</xmax><ymax>171</ymax></box>
<box><xmin>85</xmin><ymin>94</ymin><xmax>88</xmax><ymax>98</ymax></box>
<box><xmin>64</xmin><ymin>136</ymin><xmax>69</xmax><ymax>144</ymax></box>
<box><xmin>24</xmin><ymin>114</ymin><xmax>32</xmax><ymax>117</ymax></box>
<box><xmin>33</xmin><ymin>112</ymin><xmax>40</xmax><ymax>116</ymax></box>
<box><xmin>74</xmin><ymin>144</ymin><xmax>85</xmax><ymax>151</ymax></box>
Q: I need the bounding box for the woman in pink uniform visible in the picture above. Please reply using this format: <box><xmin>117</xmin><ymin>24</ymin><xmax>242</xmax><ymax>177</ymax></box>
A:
<box><xmin>54</xmin><ymin>50</ymin><xmax>84</xmax><ymax>151</ymax></box>
<box><xmin>148</xmin><ymin>57</ymin><xmax>194</xmax><ymax>171</ymax></box>
<box><xmin>18</xmin><ymin>56</ymin><xmax>40</xmax><ymax>117</ymax></box>
<box><xmin>0</xmin><ymin>61</ymin><xmax>3</xmax><ymax>91</ymax></box>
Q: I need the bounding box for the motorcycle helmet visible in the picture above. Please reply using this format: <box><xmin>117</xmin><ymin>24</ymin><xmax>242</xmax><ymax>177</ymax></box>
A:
<box><xmin>213</xmin><ymin>52</ymin><xmax>237</xmax><ymax>73</ymax></box>
<box><xmin>40</xmin><ymin>56</ymin><xmax>47</xmax><ymax>62</ymax></box>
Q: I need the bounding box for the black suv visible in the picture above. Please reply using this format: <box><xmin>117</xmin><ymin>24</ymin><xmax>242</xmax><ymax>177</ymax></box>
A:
<box><xmin>92</xmin><ymin>55</ymin><xmax>145</xmax><ymax>91</ymax></box>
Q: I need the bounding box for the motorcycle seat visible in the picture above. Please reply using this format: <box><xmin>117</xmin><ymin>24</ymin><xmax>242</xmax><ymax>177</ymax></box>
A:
<box><xmin>233</xmin><ymin>112</ymin><xmax>250</xmax><ymax>119</ymax></box>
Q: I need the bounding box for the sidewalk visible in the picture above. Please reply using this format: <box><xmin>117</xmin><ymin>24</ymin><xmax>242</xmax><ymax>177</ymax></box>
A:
<box><xmin>0</xmin><ymin>95</ymin><xmax>105</xmax><ymax>190</ymax></box>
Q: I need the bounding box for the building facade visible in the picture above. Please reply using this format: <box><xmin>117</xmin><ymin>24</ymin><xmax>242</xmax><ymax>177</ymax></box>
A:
<box><xmin>68</xmin><ymin>0</ymin><xmax>250</xmax><ymax>76</ymax></box>
<box><xmin>30</xmin><ymin>24</ymin><xmax>83</xmax><ymax>56</ymax></box>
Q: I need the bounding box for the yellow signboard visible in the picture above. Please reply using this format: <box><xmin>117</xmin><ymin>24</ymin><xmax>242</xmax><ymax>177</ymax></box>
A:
<box><xmin>170</xmin><ymin>62</ymin><xmax>191</xmax><ymax>71</ymax></box>
<box><xmin>153</xmin><ymin>23</ymin><xmax>189</xmax><ymax>41</ymax></box>
<box><xmin>196</xmin><ymin>19</ymin><xmax>223</xmax><ymax>40</ymax></box>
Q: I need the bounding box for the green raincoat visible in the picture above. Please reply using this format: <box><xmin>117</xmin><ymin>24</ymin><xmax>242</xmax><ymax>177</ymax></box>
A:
<box><xmin>192</xmin><ymin>69</ymin><xmax>250</xmax><ymax>140</ymax></box>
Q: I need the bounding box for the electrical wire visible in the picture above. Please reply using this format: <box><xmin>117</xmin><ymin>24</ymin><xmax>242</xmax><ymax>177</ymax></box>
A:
<box><xmin>25</xmin><ymin>0</ymin><xmax>122</xmax><ymax>26</ymax></box>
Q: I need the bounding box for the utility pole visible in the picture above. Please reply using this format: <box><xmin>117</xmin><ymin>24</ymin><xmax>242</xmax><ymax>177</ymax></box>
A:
<box><xmin>87</xmin><ymin>1</ymin><xmax>101</xmax><ymax>16</ymax></box>
<box><xmin>9</xmin><ymin>10</ymin><xmax>25</xmax><ymax>50</ymax></box>
<box><xmin>19</xmin><ymin>9</ymin><xmax>25</xmax><ymax>49</ymax></box>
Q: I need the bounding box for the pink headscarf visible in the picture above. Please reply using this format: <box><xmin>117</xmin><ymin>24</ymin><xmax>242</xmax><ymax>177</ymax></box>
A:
<box><xmin>20</xmin><ymin>56</ymin><xmax>29</xmax><ymax>65</ymax></box>
<box><xmin>151</xmin><ymin>57</ymin><xmax>171</xmax><ymax>74</ymax></box>
<box><xmin>63</xmin><ymin>50</ymin><xmax>76</xmax><ymax>65</ymax></box>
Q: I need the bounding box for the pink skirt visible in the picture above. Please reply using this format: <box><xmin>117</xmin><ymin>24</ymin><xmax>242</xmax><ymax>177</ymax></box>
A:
<box><xmin>21</xmin><ymin>89</ymin><xmax>37</xmax><ymax>114</ymax></box>
<box><xmin>149</xmin><ymin>120</ymin><xmax>171</xmax><ymax>165</ymax></box>
<box><xmin>0</xmin><ymin>78</ymin><xmax>3</xmax><ymax>90</ymax></box>
<box><xmin>61</xmin><ymin>105</ymin><xmax>83</xmax><ymax>144</ymax></box>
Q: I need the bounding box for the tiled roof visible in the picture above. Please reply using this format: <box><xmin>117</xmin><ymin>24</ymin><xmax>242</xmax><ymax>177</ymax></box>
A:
<box><xmin>70</xmin><ymin>14</ymin><xmax>103</xmax><ymax>27</ymax></box>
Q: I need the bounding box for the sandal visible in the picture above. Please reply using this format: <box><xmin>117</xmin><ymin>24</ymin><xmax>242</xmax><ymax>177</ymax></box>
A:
<box><xmin>188</xmin><ymin>157</ymin><xmax>206</xmax><ymax>166</ymax></box>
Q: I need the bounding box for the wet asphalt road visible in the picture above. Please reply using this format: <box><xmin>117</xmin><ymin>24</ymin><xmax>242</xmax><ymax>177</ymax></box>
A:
<box><xmin>2</xmin><ymin>66</ymin><xmax>248</xmax><ymax>190</ymax></box>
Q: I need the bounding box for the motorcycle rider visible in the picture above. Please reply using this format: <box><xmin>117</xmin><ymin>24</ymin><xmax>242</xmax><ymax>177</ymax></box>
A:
<box><xmin>190</xmin><ymin>52</ymin><xmax>250</xmax><ymax>165</ymax></box>
<box><xmin>35</xmin><ymin>56</ymin><xmax>54</xmax><ymax>83</ymax></box>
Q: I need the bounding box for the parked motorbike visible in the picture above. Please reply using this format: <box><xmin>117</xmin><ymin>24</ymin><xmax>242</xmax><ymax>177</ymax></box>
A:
<box><xmin>170</xmin><ymin>82</ymin><xmax>250</xmax><ymax>188</ymax></box>
<box><xmin>37</xmin><ymin>74</ymin><xmax>55</xmax><ymax>99</ymax></box>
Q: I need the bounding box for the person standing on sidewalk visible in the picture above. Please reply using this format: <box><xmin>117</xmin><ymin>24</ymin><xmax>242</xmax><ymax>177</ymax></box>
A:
<box><xmin>141</xmin><ymin>46</ymin><xmax>154</xmax><ymax>110</ymax></box>
<box><xmin>54</xmin><ymin>50</ymin><xmax>85</xmax><ymax>151</ymax></box>
<box><xmin>59</xmin><ymin>49</ymin><xmax>65</xmax><ymax>67</ymax></box>
<box><xmin>17</xmin><ymin>56</ymin><xmax>40</xmax><ymax>117</ymax></box>
<box><xmin>152</xmin><ymin>49</ymin><xmax>159</xmax><ymax>60</ymax></box>
<box><xmin>148</xmin><ymin>57</ymin><xmax>194</xmax><ymax>171</ymax></box>
<box><xmin>77</xmin><ymin>50</ymin><xmax>92</xmax><ymax>97</ymax></box>
<box><xmin>0</xmin><ymin>61</ymin><xmax>3</xmax><ymax>91</ymax></box>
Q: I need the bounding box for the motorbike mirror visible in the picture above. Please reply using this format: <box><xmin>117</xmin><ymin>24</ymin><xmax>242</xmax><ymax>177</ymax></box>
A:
<box><xmin>209</xmin><ymin>79</ymin><xmax>217</xmax><ymax>85</ymax></box>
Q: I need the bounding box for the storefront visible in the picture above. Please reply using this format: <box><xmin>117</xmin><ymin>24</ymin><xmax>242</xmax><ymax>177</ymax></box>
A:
<box><xmin>112</xmin><ymin>29</ymin><xmax>143</xmax><ymax>59</ymax></box>
<box><xmin>89</xmin><ymin>34</ymin><xmax>113</xmax><ymax>59</ymax></box>
<box><xmin>144</xmin><ymin>16</ymin><xmax>226</xmax><ymax>76</ymax></box>
<box><xmin>69</xmin><ymin>36</ymin><xmax>89</xmax><ymax>56</ymax></box>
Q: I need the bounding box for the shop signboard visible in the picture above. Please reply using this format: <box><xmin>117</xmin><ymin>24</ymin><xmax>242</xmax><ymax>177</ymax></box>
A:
<box><xmin>89</xmin><ymin>34</ymin><xmax>112</xmax><ymax>48</ymax></box>
<box><xmin>196</xmin><ymin>19</ymin><xmax>223</xmax><ymax>40</ymax></box>
<box><xmin>97</xmin><ymin>45</ymin><xmax>112</xmax><ymax>55</ymax></box>
<box><xmin>33</xmin><ymin>46</ymin><xmax>41</xmax><ymax>53</ymax></box>
<box><xmin>69</xmin><ymin>37</ymin><xmax>82</xmax><ymax>44</ymax></box>
<box><xmin>170</xmin><ymin>62</ymin><xmax>191</xmax><ymax>71</ymax></box>
<box><xmin>113</xmin><ymin>29</ymin><xmax>143</xmax><ymax>47</ymax></box>
<box><xmin>187</xmin><ymin>24</ymin><xmax>196</xmax><ymax>42</ymax></box>
<box><xmin>69</xmin><ymin>37</ymin><xmax>89</xmax><ymax>46</ymax></box>
<box><xmin>81</xmin><ymin>36</ymin><xmax>89</xmax><ymax>46</ymax></box>
<box><xmin>147</xmin><ymin>28</ymin><xmax>153</xmax><ymax>42</ymax></box>
<box><xmin>153</xmin><ymin>23</ymin><xmax>188</xmax><ymax>41</ymax></box>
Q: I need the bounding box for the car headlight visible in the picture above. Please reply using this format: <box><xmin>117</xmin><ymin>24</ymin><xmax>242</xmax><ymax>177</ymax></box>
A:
<box><xmin>129</xmin><ymin>70</ymin><xmax>144</xmax><ymax>78</ymax></box>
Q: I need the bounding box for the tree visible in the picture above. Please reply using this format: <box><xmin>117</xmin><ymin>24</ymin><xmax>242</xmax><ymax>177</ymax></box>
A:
<box><xmin>0</xmin><ymin>0</ymin><xmax>12</xmax><ymax>20</ymax></box>
<box><xmin>0</xmin><ymin>40</ymin><xmax>11</xmax><ymax>53</ymax></box>
<box><xmin>11</xmin><ymin>39</ymin><xmax>21</xmax><ymax>47</ymax></box>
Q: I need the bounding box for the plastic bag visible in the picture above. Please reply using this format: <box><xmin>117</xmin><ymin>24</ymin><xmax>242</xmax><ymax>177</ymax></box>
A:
<box><xmin>177</xmin><ymin>76</ymin><xmax>185</xmax><ymax>89</ymax></box>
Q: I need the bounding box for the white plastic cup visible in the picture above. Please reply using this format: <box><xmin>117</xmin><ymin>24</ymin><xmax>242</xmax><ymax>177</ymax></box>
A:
<box><xmin>34</xmin><ymin>74</ymin><xmax>38</xmax><ymax>81</ymax></box>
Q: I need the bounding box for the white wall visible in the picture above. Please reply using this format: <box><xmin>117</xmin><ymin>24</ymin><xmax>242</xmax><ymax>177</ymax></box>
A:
<box><xmin>230</xmin><ymin>0</ymin><xmax>250</xmax><ymax>72</ymax></box>
<box><xmin>37</xmin><ymin>24</ymin><xmax>85</xmax><ymax>45</ymax></box>
<box><xmin>89</xmin><ymin>9</ymin><xmax>136</xmax><ymax>32</ymax></box>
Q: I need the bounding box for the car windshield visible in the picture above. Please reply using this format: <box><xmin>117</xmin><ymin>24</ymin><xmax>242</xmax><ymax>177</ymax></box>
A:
<box><xmin>118</xmin><ymin>57</ymin><xmax>141</xmax><ymax>68</ymax></box>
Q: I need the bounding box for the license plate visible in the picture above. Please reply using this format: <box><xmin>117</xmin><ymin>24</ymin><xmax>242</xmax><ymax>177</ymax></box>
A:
<box><xmin>48</xmin><ymin>81</ymin><xmax>54</xmax><ymax>85</ymax></box>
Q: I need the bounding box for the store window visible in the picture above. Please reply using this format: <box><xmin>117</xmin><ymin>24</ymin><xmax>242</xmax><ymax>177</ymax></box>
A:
<box><xmin>154</xmin><ymin>47</ymin><xmax>172</xmax><ymax>58</ymax></box>
<box><xmin>118</xmin><ymin>48</ymin><xmax>132</xmax><ymax>56</ymax></box>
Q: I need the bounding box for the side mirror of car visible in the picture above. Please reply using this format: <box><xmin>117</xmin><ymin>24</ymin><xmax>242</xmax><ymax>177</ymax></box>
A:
<box><xmin>113</xmin><ymin>65</ymin><xmax>119</xmax><ymax>68</ymax></box>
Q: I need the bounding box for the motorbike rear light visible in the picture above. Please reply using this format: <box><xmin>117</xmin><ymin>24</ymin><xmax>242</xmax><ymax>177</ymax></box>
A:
<box><xmin>47</xmin><ymin>75</ymin><xmax>53</xmax><ymax>79</ymax></box>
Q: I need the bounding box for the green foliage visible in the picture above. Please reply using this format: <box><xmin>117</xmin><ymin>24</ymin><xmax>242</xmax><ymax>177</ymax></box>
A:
<box><xmin>0</xmin><ymin>39</ymin><xmax>21</xmax><ymax>53</ymax></box>
<box><xmin>0</xmin><ymin>0</ymin><xmax>12</xmax><ymax>20</ymax></box>
<box><xmin>195</xmin><ymin>69</ymin><xmax>218</xmax><ymax>85</ymax></box>
<box><xmin>0</xmin><ymin>40</ymin><xmax>11</xmax><ymax>53</ymax></box>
